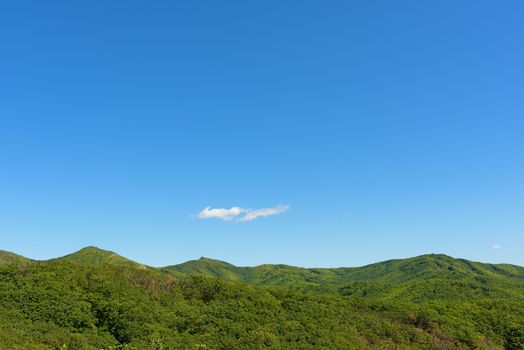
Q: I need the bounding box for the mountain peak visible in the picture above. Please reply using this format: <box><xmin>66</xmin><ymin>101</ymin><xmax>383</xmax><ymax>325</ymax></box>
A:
<box><xmin>57</xmin><ymin>246</ymin><xmax>147</xmax><ymax>269</ymax></box>
<box><xmin>72</xmin><ymin>246</ymin><xmax>98</xmax><ymax>252</ymax></box>
<box><xmin>74</xmin><ymin>246</ymin><xmax>113</xmax><ymax>255</ymax></box>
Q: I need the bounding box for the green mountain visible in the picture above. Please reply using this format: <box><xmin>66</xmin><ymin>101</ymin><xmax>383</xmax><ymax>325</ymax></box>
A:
<box><xmin>165</xmin><ymin>253</ymin><xmax>524</xmax><ymax>287</ymax></box>
<box><xmin>54</xmin><ymin>246</ymin><xmax>151</xmax><ymax>270</ymax></box>
<box><xmin>0</xmin><ymin>247</ymin><xmax>523</xmax><ymax>349</ymax></box>
<box><xmin>0</xmin><ymin>249</ymin><xmax>31</xmax><ymax>266</ymax></box>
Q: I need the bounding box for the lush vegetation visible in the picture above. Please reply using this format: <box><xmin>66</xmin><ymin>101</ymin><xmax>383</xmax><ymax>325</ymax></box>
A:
<box><xmin>166</xmin><ymin>254</ymin><xmax>524</xmax><ymax>287</ymax></box>
<box><xmin>0</xmin><ymin>247</ymin><xmax>523</xmax><ymax>349</ymax></box>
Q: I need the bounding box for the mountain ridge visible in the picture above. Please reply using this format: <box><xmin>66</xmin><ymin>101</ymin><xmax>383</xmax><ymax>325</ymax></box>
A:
<box><xmin>0</xmin><ymin>249</ymin><xmax>32</xmax><ymax>266</ymax></box>
<box><xmin>1</xmin><ymin>246</ymin><xmax>524</xmax><ymax>349</ymax></box>
<box><xmin>2</xmin><ymin>246</ymin><xmax>523</xmax><ymax>287</ymax></box>
<box><xmin>165</xmin><ymin>252</ymin><xmax>524</xmax><ymax>287</ymax></box>
<box><xmin>3</xmin><ymin>246</ymin><xmax>521</xmax><ymax>269</ymax></box>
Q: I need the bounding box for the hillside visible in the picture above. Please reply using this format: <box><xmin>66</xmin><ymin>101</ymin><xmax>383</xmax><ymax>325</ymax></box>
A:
<box><xmin>0</xmin><ymin>247</ymin><xmax>523</xmax><ymax>349</ymax></box>
<box><xmin>54</xmin><ymin>246</ymin><xmax>151</xmax><ymax>270</ymax></box>
<box><xmin>165</xmin><ymin>253</ymin><xmax>524</xmax><ymax>287</ymax></box>
<box><xmin>0</xmin><ymin>250</ymin><xmax>31</xmax><ymax>266</ymax></box>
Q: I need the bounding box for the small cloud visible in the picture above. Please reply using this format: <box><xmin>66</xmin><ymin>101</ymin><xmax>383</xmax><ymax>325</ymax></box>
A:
<box><xmin>491</xmin><ymin>244</ymin><xmax>502</xmax><ymax>250</ymax></box>
<box><xmin>237</xmin><ymin>205</ymin><xmax>290</xmax><ymax>222</ymax></box>
<box><xmin>196</xmin><ymin>206</ymin><xmax>246</xmax><ymax>221</ymax></box>
<box><xmin>195</xmin><ymin>205</ymin><xmax>290</xmax><ymax>222</ymax></box>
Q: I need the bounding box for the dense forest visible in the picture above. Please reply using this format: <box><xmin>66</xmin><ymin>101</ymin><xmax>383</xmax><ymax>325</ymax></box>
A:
<box><xmin>0</xmin><ymin>247</ymin><xmax>523</xmax><ymax>349</ymax></box>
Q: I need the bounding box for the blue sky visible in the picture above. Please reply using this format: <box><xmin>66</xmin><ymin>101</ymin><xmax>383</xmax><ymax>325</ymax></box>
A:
<box><xmin>1</xmin><ymin>1</ymin><xmax>523</xmax><ymax>267</ymax></box>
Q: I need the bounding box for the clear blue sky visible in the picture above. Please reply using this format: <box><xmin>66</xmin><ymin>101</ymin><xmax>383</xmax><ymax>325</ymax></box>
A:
<box><xmin>1</xmin><ymin>1</ymin><xmax>523</xmax><ymax>267</ymax></box>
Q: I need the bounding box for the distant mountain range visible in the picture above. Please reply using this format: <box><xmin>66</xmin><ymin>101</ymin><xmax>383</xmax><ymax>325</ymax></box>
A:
<box><xmin>1</xmin><ymin>246</ymin><xmax>523</xmax><ymax>349</ymax></box>
<box><xmin>3</xmin><ymin>246</ymin><xmax>523</xmax><ymax>287</ymax></box>
<box><xmin>166</xmin><ymin>253</ymin><xmax>524</xmax><ymax>287</ymax></box>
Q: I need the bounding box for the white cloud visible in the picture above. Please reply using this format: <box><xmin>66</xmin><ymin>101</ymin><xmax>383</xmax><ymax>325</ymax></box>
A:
<box><xmin>196</xmin><ymin>206</ymin><xmax>246</xmax><ymax>221</ymax></box>
<box><xmin>491</xmin><ymin>244</ymin><xmax>502</xmax><ymax>250</ymax></box>
<box><xmin>237</xmin><ymin>205</ymin><xmax>290</xmax><ymax>222</ymax></box>
<box><xmin>195</xmin><ymin>205</ymin><xmax>290</xmax><ymax>222</ymax></box>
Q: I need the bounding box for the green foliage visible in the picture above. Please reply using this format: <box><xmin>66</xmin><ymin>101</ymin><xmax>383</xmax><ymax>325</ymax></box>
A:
<box><xmin>165</xmin><ymin>253</ymin><xmax>524</xmax><ymax>288</ymax></box>
<box><xmin>0</xmin><ymin>247</ymin><xmax>522</xmax><ymax>349</ymax></box>
<box><xmin>0</xmin><ymin>250</ymin><xmax>31</xmax><ymax>266</ymax></box>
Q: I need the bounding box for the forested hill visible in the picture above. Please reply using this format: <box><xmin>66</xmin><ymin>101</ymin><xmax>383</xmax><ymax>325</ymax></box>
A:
<box><xmin>0</xmin><ymin>249</ymin><xmax>31</xmax><ymax>266</ymax></box>
<box><xmin>4</xmin><ymin>247</ymin><xmax>523</xmax><ymax>287</ymax></box>
<box><xmin>0</xmin><ymin>247</ymin><xmax>523</xmax><ymax>349</ymax></box>
<box><xmin>164</xmin><ymin>253</ymin><xmax>524</xmax><ymax>287</ymax></box>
